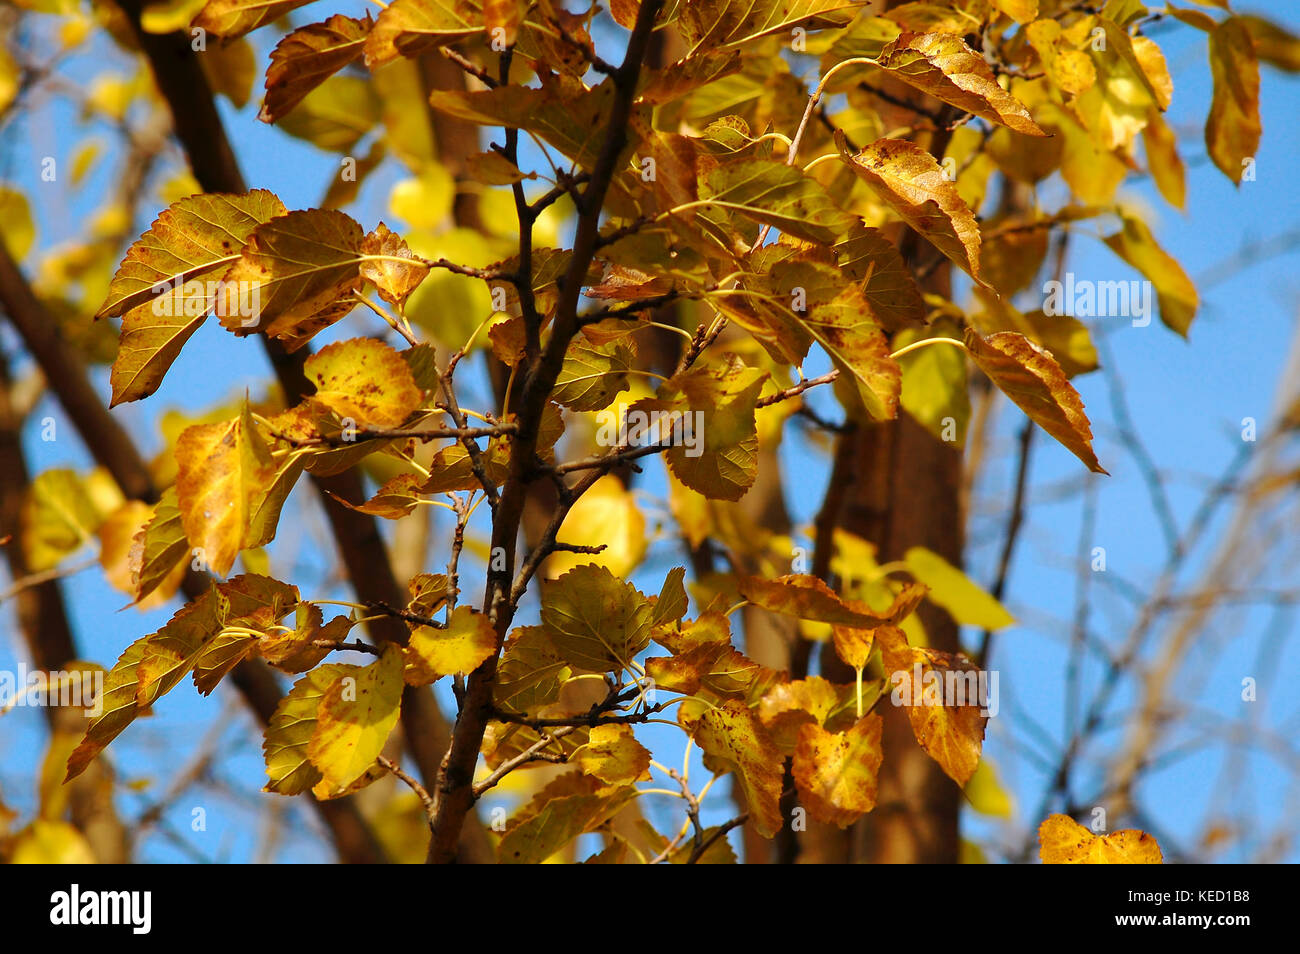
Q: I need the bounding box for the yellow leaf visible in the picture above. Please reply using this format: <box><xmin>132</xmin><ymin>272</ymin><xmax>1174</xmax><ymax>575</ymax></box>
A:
<box><xmin>1206</xmin><ymin>17</ymin><xmax>1261</xmax><ymax>185</ymax></box>
<box><xmin>877</xmin><ymin>626</ymin><xmax>987</xmax><ymax>786</ymax></box>
<box><xmin>256</xmin><ymin>602</ymin><xmax>347</xmax><ymax>673</ymax></box>
<box><xmin>1102</xmin><ymin>214</ymin><xmax>1198</xmax><ymax>336</ymax></box>
<box><xmin>308</xmin><ymin>645</ymin><xmax>404</xmax><ymax>794</ymax></box>
<box><xmin>359</xmin><ymin>221</ymin><xmax>429</xmax><ymax>309</ymax></box>
<box><xmin>992</xmin><ymin>0</ymin><xmax>1037</xmax><ymax>24</ymax></box>
<box><xmin>632</xmin><ymin>354</ymin><xmax>766</xmax><ymax>502</ymax></box>
<box><xmin>262</xmin><ymin>662</ymin><xmax>350</xmax><ymax>795</ymax></box>
<box><xmin>1241</xmin><ymin>15</ymin><xmax>1300</xmax><ymax>73</ymax></box>
<box><xmin>194</xmin><ymin>0</ymin><xmax>316</xmax><ymax>38</ymax></box>
<box><xmin>964</xmin><ymin>329</ymin><xmax>1107</xmax><ymax>474</ymax></box>
<box><xmin>877</xmin><ymin>32</ymin><xmax>1047</xmax><ymax>136</ymax></box>
<box><xmin>20</xmin><ymin>468</ymin><xmax>104</xmax><ymax>571</ymax></box>
<box><xmin>494</xmin><ymin>625</ymin><xmax>571</xmax><ymax>714</ymax></box>
<box><xmin>545</xmin><ymin>475</ymin><xmax>646</xmax><ymax>580</ymax></box>
<box><xmin>96</xmin><ymin>190</ymin><xmax>286</xmax><ymax>405</ymax></box>
<box><xmin>259</xmin><ymin>14</ymin><xmax>372</xmax><ymax>123</ymax></box>
<box><xmin>364</xmin><ymin>0</ymin><xmax>481</xmax><ymax>68</ymax></box>
<box><xmin>175</xmin><ymin>402</ymin><xmax>276</xmax><ymax>577</ymax></box>
<box><xmin>903</xmin><ymin>546</ymin><xmax>1014</xmax><ymax>629</ymax></box>
<box><xmin>793</xmin><ymin>714</ymin><xmax>883</xmax><ymax>827</ymax></box>
<box><xmin>841</xmin><ymin>135</ymin><xmax>983</xmax><ymax>281</ymax></box>
<box><xmin>127</xmin><ymin>486</ymin><xmax>190</xmax><ymax>606</ymax></box>
<box><xmin>1038</xmin><ymin>814</ymin><xmax>1163</xmax><ymax>863</ymax></box>
<box><xmin>305</xmin><ymin>337</ymin><xmax>424</xmax><ymax>428</ymax></box>
<box><xmin>541</xmin><ymin>564</ymin><xmax>653</xmax><ymax>673</ymax></box>
<box><xmin>10</xmin><ymin>820</ymin><xmax>96</xmax><ymax>864</ymax></box>
<box><xmin>692</xmin><ymin>700</ymin><xmax>784</xmax><ymax>838</ymax></box>
<box><xmin>739</xmin><ymin>573</ymin><xmax>927</xmax><ymax>627</ymax></box>
<box><xmin>200</xmin><ymin>35</ymin><xmax>256</xmax><ymax>109</ymax></box>
<box><xmin>388</xmin><ymin>166</ymin><xmax>455</xmax><ymax>230</ymax></box>
<box><xmin>577</xmin><ymin>724</ymin><xmax>651</xmax><ymax>785</ymax></box>
<box><xmin>964</xmin><ymin>758</ymin><xmax>1014</xmax><ymax>818</ymax></box>
<box><xmin>0</xmin><ymin>185</ymin><xmax>35</xmax><ymax>260</ymax></box>
<box><xmin>403</xmin><ymin>605</ymin><xmax>497</xmax><ymax>684</ymax></box>
<box><xmin>497</xmin><ymin>771</ymin><xmax>636</xmax><ymax>863</ymax></box>
<box><xmin>218</xmin><ymin>208</ymin><xmax>366</xmax><ymax>349</ymax></box>
<box><xmin>1142</xmin><ymin>108</ymin><xmax>1186</xmax><ymax>210</ymax></box>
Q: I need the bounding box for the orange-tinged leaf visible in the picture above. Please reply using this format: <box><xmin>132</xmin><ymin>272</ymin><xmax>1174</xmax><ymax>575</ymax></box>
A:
<box><xmin>259</xmin><ymin>14</ymin><xmax>373</xmax><ymax>123</ymax></box>
<box><xmin>834</xmin><ymin>225</ymin><xmax>926</xmax><ymax>331</ymax></box>
<box><xmin>841</xmin><ymin>136</ymin><xmax>984</xmax><ymax>280</ymax></box>
<box><xmin>692</xmin><ymin>700</ymin><xmax>783</xmax><ymax>838</ymax></box>
<box><xmin>308</xmin><ymin>645</ymin><xmax>404</xmax><ymax>795</ymax></box>
<box><xmin>218</xmin><ymin>209</ymin><xmax>365</xmax><ymax>349</ymax></box>
<box><xmin>793</xmin><ymin>714</ymin><xmax>883</xmax><ymax>827</ymax></box>
<box><xmin>1038</xmin><ymin>814</ymin><xmax>1164</xmax><ymax>864</ymax></box>
<box><xmin>333</xmin><ymin>471</ymin><xmax>426</xmax><ymax>519</ymax></box>
<box><xmin>359</xmin><ymin>221</ymin><xmax>429</xmax><ymax>308</ymax></box>
<box><xmin>877</xmin><ymin>626</ymin><xmax>987</xmax><ymax>786</ymax></box>
<box><xmin>677</xmin><ymin>0</ymin><xmax>857</xmax><ymax>53</ymax></box>
<box><xmin>758</xmin><ymin>676</ymin><xmax>843</xmax><ymax>752</ymax></box>
<box><xmin>95</xmin><ymin>190</ymin><xmax>286</xmax><ymax>405</ymax></box>
<box><xmin>403</xmin><ymin>605</ymin><xmax>497</xmax><ymax>684</ymax></box>
<box><xmin>1206</xmin><ymin>17</ymin><xmax>1261</xmax><ymax>185</ymax></box>
<box><xmin>964</xmin><ymin>330</ymin><xmax>1107</xmax><ymax>474</ymax></box>
<box><xmin>739</xmin><ymin>574</ymin><xmax>927</xmax><ymax>627</ymax></box>
<box><xmin>364</xmin><ymin>0</ymin><xmax>482</xmax><ymax>68</ymax></box>
<box><xmin>257</xmin><ymin>602</ymin><xmax>347</xmax><ymax>673</ymax></box>
<box><xmin>577</xmin><ymin>724</ymin><xmax>651</xmax><ymax>785</ymax></box>
<box><xmin>877</xmin><ymin>32</ymin><xmax>1047</xmax><ymax>136</ymax></box>
<box><xmin>305</xmin><ymin>337</ymin><xmax>424</xmax><ymax>428</ymax></box>
<box><xmin>175</xmin><ymin>402</ymin><xmax>276</xmax><ymax>577</ymax></box>
<box><xmin>484</xmin><ymin>0</ymin><xmax>522</xmax><ymax>46</ymax></box>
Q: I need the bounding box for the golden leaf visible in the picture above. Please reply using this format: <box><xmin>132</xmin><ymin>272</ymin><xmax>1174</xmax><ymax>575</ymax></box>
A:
<box><xmin>793</xmin><ymin>715</ymin><xmax>884</xmax><ymax>827</ymax></box>
<box><xmin>1039</xmin><ymin>814</ymin><xmax>1164</xmax><ymax>864</ymax></box>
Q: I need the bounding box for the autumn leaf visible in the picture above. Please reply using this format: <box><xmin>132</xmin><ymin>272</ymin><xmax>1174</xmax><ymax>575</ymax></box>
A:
<box><xmin>218</xmin><ymin>209</ymin><xmax>365</xmax><ymax>349</ymax></box>
<box><xmin>20</xmin><ymin>468</ymin><xmax>109</xmax><ymax>571</ymax></box>
<box><xmin>194</xmin><ymin>0</ymin><xmax>318</xmax><ymax>39</ymax></box>
<box><xmin>497</xmin><ymin>771</ymin><xmax>636</xmax><ymax>863</ymax></box>
<box><xmin>363</xmin><ymin>0</ymin><xmax>482</xmax><ymax>68</ymax></box>
<box><xmin>577</xmin><ymin>724</ymin><xmax>651</xmax><ymax>786</ymax></box>
<box><xmin>256</xmin><ymin>602</ymin><xmax>347</xmax><ymax>674</ymax></box>
<box><xmin>545</xmin><ymin>474</ymin><xmax>646</xmax><ymax>580</ymax></box>
<box><xmin>262</xmin><ymin>663</ymin><xmax>351</xmax><ymax>795</ymax></box>
<box><xmin>739</xmin><ymin>573</ymin><xmax>926</xmax><ymax>627</ymax></box>
<box><xmin>650</xmin><ymin>566</ymin><xmax>689</xmax><ymax>629</ymax></box>
<box><xmin>963</xmin><ymin>329</ymin><xmax>1107</xmax><ymax>475</ymax></box>
<box><xmin>541</xmin><ymin>564</ymin><xmax>653</xmax><ymax>673</ymax></box>
<box><xmin>260</xmin><ymin>15</ymin><xmax>373</xmax><ymax>124</ymax></box>
<box><xmin>841</xmin><ymin>136</ymin><xmax>984</xmax><ymax>280</ymax></box>
<box><xmin>551</xmin><ymin>333</ymin><xmax>637</xmax><ymax>412</ymax></box>
<box><xmin>359</xmin><ymin>221</ymin><xmax>429</xmax><ymax>308</ymax></box>
<box><xmin>633</xmin><ymin>354</ymin><xmax>766</xmax><ymax>502</ymax></box>
<box><xmin>903</xmin><ymin>546</ymin><xmax>1014</xmax><ymax>630</ymax></box>
<box><xmin>834</xmin><ymin>224</ymin><xmax>927</xmax><ymax>331</ymax></box>
<box><xmin>95</xmin><ymin>190</ymin><xmax>286</xmax><ymax>405</ymax></box>
<box><xmin>127</xmin><ymin>486</ymin><xmax>190</xmax><ymax>606</ymax></box>
<box><xmin>692</xmin><ymin>700</ymin><xmax>784</xmax><ymax>838</ymax></box>
<box><xmin>403</xmin><ymin>605</ymin><xmax>497</xmax><ymax>684</ymax></box>
<box><xmin>1206</xmin><ymin>17</ymin><xmax>1262</xmax><ymax>185</ymax></box>
<box><xmin>332</xmin><ymin>471</ymin><xmax>426</xmax><ymax>520</ymax></box>
<box><xmin>308</xmin><ymin>645</ymin><xmax>404</xmax><ymax>796</ymax></box>
<box><xmin>494</xmin><ymin>625</ymin><xmax>571</xmax><ymax>715</ymax></box>
<box><xmin>877</xmin><ymin>626</ymin><xmax>987</xmax><ymax>786</ymax></box>
<box><xmin>1103</xmin><ymin>214</ymin><xmax>1198</xmax><ymax>337</ymax></box>
<box><xmin>793</xmin><ymin>715</ymin><xmax>884</xmax><ymax>827</ymax></box>
<box><xmin>676</xmin><ymin>0</ymin><xmax>857</xmax><ymax>53</ymax></box>
<box><xmin>1038</xmin><ymin>814</ymin><xmax>1163</xmax><ymax>864</ymax></box>
<box><xmin>877</xmin><ymin>32</ymin><xmax>1047</xmax><ymax>137</ymax></box>
<box><xmin>305</xmin><ymin>337</ymin><xmax>424</xmax><ymax>428</ymax></box>
<box><xmin>175</xmin><ymin>402</ymin><xmax>277</xmax><ymax>577</ymax></box>
<box><xmin>697</xmin><ymin>157</ymin><xmax>858</xmax><ymax>246</ymax></box>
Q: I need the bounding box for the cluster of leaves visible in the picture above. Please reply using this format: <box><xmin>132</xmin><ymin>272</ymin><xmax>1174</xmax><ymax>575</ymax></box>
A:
<box><xmin>14</xmin><ymin>0</ymin><xmax>1294</xmax><ymax>862</ymax></box>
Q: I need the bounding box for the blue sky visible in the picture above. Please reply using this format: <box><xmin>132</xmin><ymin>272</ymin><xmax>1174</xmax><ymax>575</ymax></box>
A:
<box><xmin>3</xmin><ymin>1</ymin><xmax>1300</xmax><ymax>862</ymax></box>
